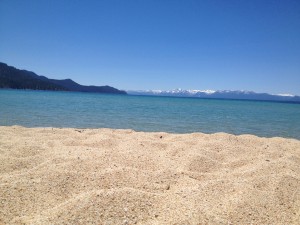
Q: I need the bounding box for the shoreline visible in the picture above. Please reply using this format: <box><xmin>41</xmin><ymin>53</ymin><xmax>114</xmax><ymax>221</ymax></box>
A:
<box><xmin>2</xmin><ymin>88</ymin><xmax>300</xmax><ymax>104</ymax></box>
<box><xmin>2</xmin><ymin>125</ymin><xmax>300</xmax><ymax>141</ymax></box>
<box><xmin>1</xmin><ymin>126</ymin><xmax>300</xmax><ymax>224</ymax></box>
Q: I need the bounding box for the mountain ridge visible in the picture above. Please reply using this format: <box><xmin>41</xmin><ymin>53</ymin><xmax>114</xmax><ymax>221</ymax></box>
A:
<box><xmin>128</xmin><ymin>89</ymin><xmax>300</xmax><ymax>102</ymax></box>
<box><xmin>1</xmin><ymin>62</ymin><xmax>298</xmax><ymax>102</ymax></box>
<box><xmin>0</xmin><ymin>62</ymin><xmax>126</xmax><ymax>94</ymax></box>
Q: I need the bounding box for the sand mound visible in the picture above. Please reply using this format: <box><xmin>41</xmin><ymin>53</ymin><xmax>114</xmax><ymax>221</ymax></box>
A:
<box><xmin>0</xmin><ymin>126</ymin><xmax>299</xmax><ymax>224</ymax></box>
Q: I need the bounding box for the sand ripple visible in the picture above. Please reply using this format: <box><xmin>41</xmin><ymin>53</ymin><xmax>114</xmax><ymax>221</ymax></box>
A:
<box><xmin>0</xmin><ymin>126</ymin><xmax>299</xmax><ymax>224</ymax></box>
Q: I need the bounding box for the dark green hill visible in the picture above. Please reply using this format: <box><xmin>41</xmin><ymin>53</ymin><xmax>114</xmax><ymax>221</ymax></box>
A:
<box><xmin>0</xmin><ymin>62</ymin><xmax>126</xmax><ymax>94</ymax></box>
<box><xmin>0</xmin><ymin>63</ymin><xmax>66</xmax><ymax>91</ymax></box>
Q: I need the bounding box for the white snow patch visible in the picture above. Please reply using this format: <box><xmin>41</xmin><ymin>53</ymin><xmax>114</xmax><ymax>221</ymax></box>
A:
<box><xmin>276</xmin><ymin>93</ymin><xmax>295</xmax><ymax>97</ymax></box>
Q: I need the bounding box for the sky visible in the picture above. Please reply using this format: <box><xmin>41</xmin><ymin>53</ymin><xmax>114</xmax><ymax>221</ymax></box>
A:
<box><xmin>0</xmin><ymin>0</ymin><xmax>300</xmax><ymax>95</ymax></box>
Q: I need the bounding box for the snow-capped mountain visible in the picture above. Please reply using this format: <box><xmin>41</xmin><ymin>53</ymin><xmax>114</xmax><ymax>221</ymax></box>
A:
<box><xmin>127</xmin><ymin>89</ymin><xmax>300</xmax><ymax>102</ymax></box>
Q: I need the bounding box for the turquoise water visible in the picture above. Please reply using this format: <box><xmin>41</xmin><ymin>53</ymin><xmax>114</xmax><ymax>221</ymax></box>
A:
<box><xmin>1</xmin><ymin>89</ymin><xmax>300</xmax><ymax>139</ymax></box>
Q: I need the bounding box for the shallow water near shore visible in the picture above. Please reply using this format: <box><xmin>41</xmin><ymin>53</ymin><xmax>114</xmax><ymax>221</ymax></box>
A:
<box><xmin>1</xmin><ymin>89</ymin><xmax>300</xmax><ymax>139</ymax></box>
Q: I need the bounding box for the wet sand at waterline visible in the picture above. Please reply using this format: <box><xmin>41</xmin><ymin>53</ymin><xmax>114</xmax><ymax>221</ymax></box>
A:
<box><xmin>0</xmin><ymin>126</ymin><xmax>299</xmax><ymax>224</ymax></box>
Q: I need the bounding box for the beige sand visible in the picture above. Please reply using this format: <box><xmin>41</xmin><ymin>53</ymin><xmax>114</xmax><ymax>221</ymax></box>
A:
<box><xmin>0</xmin><ymin>126</ymin><xmax>299</xmax><ymax>225</ymax></box>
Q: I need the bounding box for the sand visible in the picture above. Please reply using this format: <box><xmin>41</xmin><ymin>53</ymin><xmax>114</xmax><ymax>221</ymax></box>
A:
<box><xmin>0</xmin><ymin>126</ymin><xmax>299</xmax><ymax>225</ymax></box>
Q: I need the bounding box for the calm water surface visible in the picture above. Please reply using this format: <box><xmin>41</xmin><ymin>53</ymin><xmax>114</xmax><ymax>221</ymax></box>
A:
<box><xmin>1</xmin><ymin>89</ymin><xmax>300</xmax><ymax>139</ymax></box>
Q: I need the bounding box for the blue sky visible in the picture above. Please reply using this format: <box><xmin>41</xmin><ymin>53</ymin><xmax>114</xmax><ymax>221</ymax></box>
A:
<box><xmin>1</xmin><ymin>0</ymin><xmax>300</xmax><ymax>95</ymax></box>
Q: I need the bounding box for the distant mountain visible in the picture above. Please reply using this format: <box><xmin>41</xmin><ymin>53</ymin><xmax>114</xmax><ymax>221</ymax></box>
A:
<box><xmin>0</xmin><ymin>62</ymin><xmax>126</xmax><ymax>94</ymax></box>
<box><xmin>128</xmin><ymin>89</ymin><xmax>300</xmax><ymax>102</ymax></box>
<box><xmin>0</xmin><ymin>62</ymin><xmax>67</xmax><ymax>91</ymax></box>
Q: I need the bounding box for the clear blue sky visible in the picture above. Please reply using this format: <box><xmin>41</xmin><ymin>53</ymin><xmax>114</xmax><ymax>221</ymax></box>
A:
<box><xmin>1</xmin><ymin>0</ymin><xmax>300</xmax><ymax>94</ymax></box>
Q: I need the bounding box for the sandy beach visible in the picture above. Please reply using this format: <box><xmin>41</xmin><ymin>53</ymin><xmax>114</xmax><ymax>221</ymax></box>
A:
<box><xmin>0</xmin><ymin>126</ymin><xmax>299</xmax><ymax>224</ymax></box>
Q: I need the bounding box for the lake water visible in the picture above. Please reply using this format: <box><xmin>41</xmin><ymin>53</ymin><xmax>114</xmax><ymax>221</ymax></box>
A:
<box><xmin>1</xmin><ymin>89</ymin><xmax>300</xmax><ymax>139</ymax></box>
